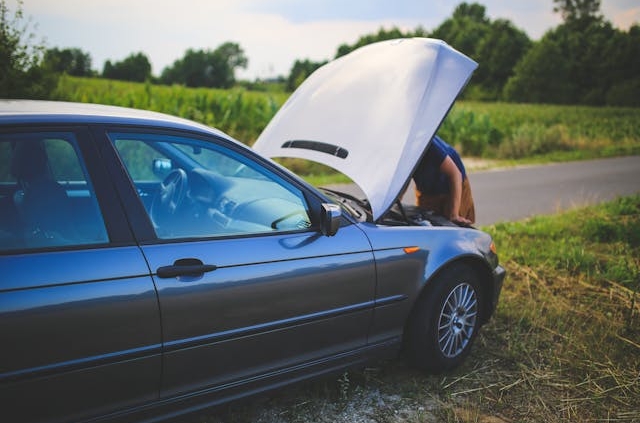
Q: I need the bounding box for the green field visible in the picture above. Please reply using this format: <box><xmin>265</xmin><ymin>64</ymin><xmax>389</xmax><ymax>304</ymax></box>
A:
<box><xmin>53</xmin><ymin>75</ymin><xmax>289</xmax><ymax>144</ymax></box>
<box><xmin>54</xmin><ymin>76</ymin><xmax>640</xmax><ymax>171</ymax></box>
<box><xmin>442</xmin><ymin>101</ymin><xmax>640</xmax><ymax>162</ymax></box>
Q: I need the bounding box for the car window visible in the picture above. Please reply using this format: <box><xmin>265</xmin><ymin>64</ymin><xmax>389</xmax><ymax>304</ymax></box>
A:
<box><xmin>113</xmin><ymin>139</ymin><xmax>165</xmax><ymax>182</ymax></box>
<box><xmin>109</xmin><ymin>132</ymin><xmax>312</xmax><ymax>239</ymax></box>
<box><xmin>0</xmin><ymin>132</ymin><xmax>109</xmax><ymax>251</ymax></box>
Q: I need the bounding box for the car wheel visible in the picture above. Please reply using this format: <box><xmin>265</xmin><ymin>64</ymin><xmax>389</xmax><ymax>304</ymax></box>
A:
<box><xmin>404</xmin><ymin>263</ymin><xmax>483</xmax><ymax>373</ymax></box>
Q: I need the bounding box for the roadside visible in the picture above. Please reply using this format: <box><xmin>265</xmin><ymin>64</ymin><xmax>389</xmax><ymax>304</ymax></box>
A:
<box><xmin>462</xmin><ymin>157</ymin><xmax>503</xmax><ymax>171</ymax></box>
<box><xmin>470</xmin><ymin>155</ymin><xmax>640</xmax><ymax>225</ymax></box>
<box><xmin>325</xmin><ymin>156</ymin><xmax>640</xmax><ymax>227</ymax></box>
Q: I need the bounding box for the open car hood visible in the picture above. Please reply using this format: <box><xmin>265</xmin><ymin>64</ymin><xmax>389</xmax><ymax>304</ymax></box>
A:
<box><xmin>253</xmin><ymin>38</ymin><xmax>477</xmax><ymax>221</ymax></box>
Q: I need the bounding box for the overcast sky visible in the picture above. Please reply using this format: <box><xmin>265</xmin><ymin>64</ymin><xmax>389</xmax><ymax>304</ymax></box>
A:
<box><xmin>16</xmin><ymin>0</ymin><xmax>640</xmax><ymax>80</ymax></box>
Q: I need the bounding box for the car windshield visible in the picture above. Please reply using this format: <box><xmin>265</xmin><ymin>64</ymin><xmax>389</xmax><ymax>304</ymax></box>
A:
<box><xmin>174</xmin><ymin>144</ymin><xmax>268</xmax><ymax>180</ymax></box>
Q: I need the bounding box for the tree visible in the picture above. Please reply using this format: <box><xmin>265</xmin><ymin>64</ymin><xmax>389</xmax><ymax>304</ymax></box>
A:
<box><xmin>430</xmin><ymin>3</ymin><xmax>490</xmax><ymax>57</ymax></box>
<box><xmin>604</xmin><ymin>24</ymin><xmax>640</xmax><ymax>106</ymax></box>
<box><xmin>288</xmin><ymin>26</ymin><xmax>418</xmax><ymax>91</ymax></box>
<box><xmin>503</xmin><ymin>38</ymin><xmax>574</xmax><ymax>103</ymax></box>
<box><xmin>505</xmin><ymin>0</ymin><xmax>638</xmax><ymax>106</ymax></box>
<box><xmin>335</xmin><ymin>27</ymin><xmax>407</xmax><ymax>58</ymax></box>
<box><xmin>160</xmin><ymin>42</ymin><xmax>248</xmax><ymax>88</ymax></box>
<box><xmin>214</xmin><ymin>42</ymin><xmax>248</xmax><ymax>73</ymax></box>
<box><xmin>470</xmin><ymin>19</ymin><xmax>531</xmax><ymax>99</ymax></box>
<box><xmin>285</xmin><ymin>59</ymin><xmax>326</xmax><ymax>91</ymax></box>
<box><xmin>553</xmin><ymin>0</ymin><xmax>602</xmax><ymax>25</ymax></box>
<box><xmin>429</xmin><ymin>3</ymin><xmax>530</xmax><ymax>100</ymax></box>
<box><xmin>208</xmin><ymin>42</ymin><xmax>248</xmax><ymax>88</ymax></box>
<box><xmin>0</xmin><ymin>0</ymin><xmax>56</xmax><ymax>98</ymax></box>
<box><xmin>102</xmin><ymin>52</ymin><xmax>151</xmax><ymax>82</ymax></box>
<box><xmin>316</xmin><ymin>6</ymin><xmax>531</xmax><ymax>101</ymax></box>
<box><xmin>44</xmin><ymin>47</ymin><xmax>93</xmax><ymax>77</ymax></box>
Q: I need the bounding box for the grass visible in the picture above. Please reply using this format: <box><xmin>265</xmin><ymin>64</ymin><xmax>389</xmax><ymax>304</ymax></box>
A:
<box><xmin>186</xmin><ymin>195</ymin><xmax>640</xmax><ymax>423</ymax></box>
<box><xmin>467</xmin><ymin>197</ymin><xmax>639</xmax><ymax>421</ymax></box>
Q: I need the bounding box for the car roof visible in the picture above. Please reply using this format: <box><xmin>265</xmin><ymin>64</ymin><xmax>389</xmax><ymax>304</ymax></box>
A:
<box><xmin>0</xmin><ymin>100</ymin><xmax>229</xmax><ymax>138</ymax></box>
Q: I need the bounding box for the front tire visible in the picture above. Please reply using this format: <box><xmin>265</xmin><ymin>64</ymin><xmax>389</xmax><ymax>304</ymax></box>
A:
<box><xmin>404</xmin><ymin>263</ymin><xmax>483</xmax><ymax>373</ymax></box>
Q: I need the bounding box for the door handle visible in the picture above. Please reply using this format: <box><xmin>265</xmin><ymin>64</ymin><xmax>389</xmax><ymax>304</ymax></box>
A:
<box><xmin>156</xmin><ymin>258</ymin><xmax>217</xmax><ymax>278</ymax></box>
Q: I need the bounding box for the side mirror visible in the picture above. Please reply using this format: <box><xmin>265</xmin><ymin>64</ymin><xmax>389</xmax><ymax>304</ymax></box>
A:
<box><xmin>320</xmin><ymin>203</ymin><xmax>341</xmax><ymax>236</ymax></box>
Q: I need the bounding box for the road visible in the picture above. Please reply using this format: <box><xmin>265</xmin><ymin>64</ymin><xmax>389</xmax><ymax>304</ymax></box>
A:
<box><xmin>467</xmin><ymin>155</ymin><xmax>640</xmax><ymax>225</ymax></box>
<box><xmin>333</xmin><ymin>156</ymin><xmax>640</xmax><ymax>226</ymax></box>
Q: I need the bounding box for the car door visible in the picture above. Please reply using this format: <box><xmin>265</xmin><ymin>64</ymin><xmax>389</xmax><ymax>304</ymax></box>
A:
<box><xmin>105</xmin><ymin>128</ymin><xmax>376</xmax><ymax>398</ymax></box>
<box><xmin>0</xmin><ymin>128</ymin><xmax>161</xmax><ymax>423</ymax></box>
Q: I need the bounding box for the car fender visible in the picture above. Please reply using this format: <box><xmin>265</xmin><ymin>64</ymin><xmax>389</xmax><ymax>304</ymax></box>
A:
<box><xmin>358</xmin><ymin>224</ymin><xmax>498</xmax><ymax>336</ymax></box>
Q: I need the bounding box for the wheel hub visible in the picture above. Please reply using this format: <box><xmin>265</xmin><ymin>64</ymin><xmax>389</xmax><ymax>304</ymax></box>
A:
<box><xmin>437</xmin><ymin>283</ymin><xmax>478</xmax><ymax>358</ymax></box>
<box><xmin>451</xmin><ymin>308</ymin><xmax>466</xmax><ymax>332</ymax></box>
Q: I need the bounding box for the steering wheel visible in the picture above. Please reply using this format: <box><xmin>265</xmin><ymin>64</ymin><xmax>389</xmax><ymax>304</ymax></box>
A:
<box><xmin>150</xmin><ymin>169</ymin><xmax>188</xmax><ymax>229</ymax></box>
<box><xmin>271</xmin><ymin>210</ymin><xmax>310</xmax><ymax>230</ymax></box>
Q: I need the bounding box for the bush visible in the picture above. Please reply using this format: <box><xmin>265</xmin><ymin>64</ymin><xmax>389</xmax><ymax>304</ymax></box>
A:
<box><xmin>496</xmin><ymin>123</ymin><xmax>572</xmax><ymax>159</ymax></box>
<box><xmin>0</xmin><ymin>0</ymin><xmax>57</xmax><ymax>98</ymax></box>
<box><xmin>439</xmin><ymin>109</ymin><xmax>503</xmax><ymax>156</ymax></box>
<box><xmin>606</xmin><ymin>78</ymin><xmax>640</xmax><ymax>107</ymax></box>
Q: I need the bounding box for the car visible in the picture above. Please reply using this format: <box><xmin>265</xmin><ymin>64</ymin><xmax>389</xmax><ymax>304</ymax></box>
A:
<box><xmin>0</xmin><ymin>38</ymin><xmax>505</xmax><ymax>423</ymax></box>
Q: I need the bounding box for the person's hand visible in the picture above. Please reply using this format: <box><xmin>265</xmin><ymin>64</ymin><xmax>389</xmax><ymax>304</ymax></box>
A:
<box><xmin>450</xmin><ymin>215</ymin><xmax>472</xmax><ymax>226</ymax></box>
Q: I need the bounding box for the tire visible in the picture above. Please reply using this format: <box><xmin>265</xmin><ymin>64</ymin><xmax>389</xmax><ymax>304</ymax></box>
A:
<box><xmin>404</xmin><ymin>263</ymin><xmax>484</xmax><ymax>373</ymax></box>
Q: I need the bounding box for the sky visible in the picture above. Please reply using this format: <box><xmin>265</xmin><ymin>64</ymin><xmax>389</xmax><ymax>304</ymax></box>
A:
<box><xmin>15</xmin><ymin>0</ymin><xmax>640</xmax><ymax>80</ymax></box>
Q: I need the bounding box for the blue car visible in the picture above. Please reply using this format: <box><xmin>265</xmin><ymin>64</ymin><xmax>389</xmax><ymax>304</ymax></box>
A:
<box><xmin>0</xmin><ymin>38</ymin><xmax>504</xmax><ymax>423</ymax></box>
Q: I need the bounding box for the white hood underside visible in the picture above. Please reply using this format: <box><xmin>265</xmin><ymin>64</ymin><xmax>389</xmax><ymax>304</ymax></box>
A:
<box><xmin>253</xmin><ymin>38</ymin><xmax>477</xmax><ymax>220</ymax></box>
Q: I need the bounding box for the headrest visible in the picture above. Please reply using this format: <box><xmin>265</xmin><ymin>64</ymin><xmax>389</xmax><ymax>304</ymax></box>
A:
<box><xmin>11</xmin><ymin>140</ymin><xmax>48</xmax><ymax>182</ymax></box>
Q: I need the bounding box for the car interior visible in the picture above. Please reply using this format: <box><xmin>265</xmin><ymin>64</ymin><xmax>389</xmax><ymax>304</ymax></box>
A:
<box><xmin>0</xmin><ymin>135</ymin><xmax>108</xmax><ymax>251</ymax></box>
<box><xmin>111</xmin><ymin>135</ymin><xmax>313</xmax><ymax>240</ymax></box>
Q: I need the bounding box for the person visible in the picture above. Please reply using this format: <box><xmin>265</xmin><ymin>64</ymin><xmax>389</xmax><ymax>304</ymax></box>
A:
<box><xmin>412</xmin><ymin>135</ymin><xmax>475</xmax><ymax>225</ymax></box>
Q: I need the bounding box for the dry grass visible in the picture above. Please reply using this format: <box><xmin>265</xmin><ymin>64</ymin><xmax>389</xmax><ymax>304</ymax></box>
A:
<box><xmin>450</xmin><ymin>260</ymin><xmax>640</xmax><ymax>422</ymax></box>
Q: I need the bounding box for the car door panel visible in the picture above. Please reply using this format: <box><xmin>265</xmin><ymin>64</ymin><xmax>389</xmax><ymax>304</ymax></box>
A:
<box><xmin>161</xmin><ymin>307</ymin><xmax>372</xmax><ymax>397</ymax></box>
<box><xmin>104</xmin><ymin>129</ymin><xmax>377</xmax><ymax>398</ymax></box>
<box><xmin>0</xmin><ymin>247</ymin><xmax>161</xmax><ymax>422</ymax></box>
<box><xmin>143</xmin><ymin>225</ymin><xmax>375</xmax><ymax>397</ymax></box>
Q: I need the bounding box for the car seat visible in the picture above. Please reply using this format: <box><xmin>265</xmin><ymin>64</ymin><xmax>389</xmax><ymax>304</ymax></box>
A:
<box><xmin>10</xmin><ymin>140</ymin><xmax>77</xmax><ymax>247</ymax></box>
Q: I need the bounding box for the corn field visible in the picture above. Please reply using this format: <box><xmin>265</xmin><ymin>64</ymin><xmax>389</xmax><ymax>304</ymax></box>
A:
<box><xmin>54</xmin><ymin>76</ymin><xmax>640</xmax><ymax>161</ymax></box>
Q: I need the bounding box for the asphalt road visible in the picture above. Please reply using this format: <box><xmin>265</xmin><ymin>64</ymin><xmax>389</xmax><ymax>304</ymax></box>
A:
<box><xmin>333</xmin><ymin>156</ymin><xmax>640</xmax><ymax>226</ymax></box>
<box><xmin>467</xmin><ymin>155</ymin><xmax>640</xmax><ymax>225</ymax></box>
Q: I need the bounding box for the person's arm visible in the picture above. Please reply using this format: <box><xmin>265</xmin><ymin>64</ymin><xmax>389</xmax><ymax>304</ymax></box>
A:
<box><xmin>439</xmin><ymin>155</ymin><xmax>471</xmax><ymax>225</ymax></box>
